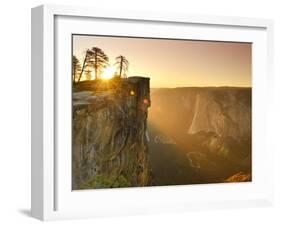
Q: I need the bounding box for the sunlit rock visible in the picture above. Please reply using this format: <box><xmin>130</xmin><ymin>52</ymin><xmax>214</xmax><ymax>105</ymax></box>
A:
<box><xmin>72</xmin><ymin>77</ymin><xmax>152</xmax><ymax>189</ymax></box>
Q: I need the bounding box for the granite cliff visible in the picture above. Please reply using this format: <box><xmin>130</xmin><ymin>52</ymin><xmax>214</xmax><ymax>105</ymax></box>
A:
<box><xmin>72</xmin><ymin>77</ymin><xmax>151</xmax><ymax>189</ymax></box>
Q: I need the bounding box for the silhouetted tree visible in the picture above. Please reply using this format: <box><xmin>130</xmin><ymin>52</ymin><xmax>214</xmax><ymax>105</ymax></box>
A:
<box><xmin>72</xmin><ymin>55</ymin><xmax>81</xmax><ymax>83</ymax></box>
<box><xmin>115</xmin><ymin>55</ymin><xmax>129</xmax><ymax>78</ymax></box>
<box><xmin>77</xmin><ymin>49</ymin><xmax>92</xmax><ymax>82</ymax></box>
<box><xmin>88</xmin><ymin>47</ymin><xmax>109</xmax><ymax>79</ymax></box>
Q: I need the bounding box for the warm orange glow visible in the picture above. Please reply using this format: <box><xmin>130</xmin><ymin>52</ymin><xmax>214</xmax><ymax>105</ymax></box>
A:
<box><xmin>130</xmin><ymin>90</ymin><xmax>135</xmax><ymax>96</ymax></box>
<box><xmin>101</xmin><ymin>66</ymin><xmax>115</xmax><ymax>80</ymax></box>
<box><xmin>74</xmin><ymin>36</ymin><xmax>252</xmax><ymax>87</ymax></box>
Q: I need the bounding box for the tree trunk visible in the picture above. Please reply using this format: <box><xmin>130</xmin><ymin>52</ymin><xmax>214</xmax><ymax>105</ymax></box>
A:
<box><xmin>95</xmin><ymin>53</ymin><xmax>97</xmax><ymax>80</ymax></box>
<box><xmin>78</xmin><ymin>51</ymin><xmax>88</xmax><ymax>83</ymax></box>
<box><xmin>119</xmin><ymin>57</ymin><xmax>123</xmax><ymax>78</ymax></box>
<box><xmin>73</xmin><ymin>63</ymin><xmax>76</xmax><ymax>83</ymax></box>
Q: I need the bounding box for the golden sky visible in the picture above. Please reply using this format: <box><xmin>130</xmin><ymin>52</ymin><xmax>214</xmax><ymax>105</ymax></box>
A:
<box><xmin>73</xmin><ymin>35</ymin><xmax>252</xmax><ymax>88</ymax></box>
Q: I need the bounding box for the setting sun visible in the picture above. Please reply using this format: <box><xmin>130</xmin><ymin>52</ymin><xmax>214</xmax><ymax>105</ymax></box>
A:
<box><xmin>101</xmin><ymin>66</ymin><xmax>115</xmax><ymax>80</ymax></box>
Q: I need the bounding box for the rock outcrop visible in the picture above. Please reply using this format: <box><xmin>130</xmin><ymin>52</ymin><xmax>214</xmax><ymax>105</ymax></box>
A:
<box><xmin>72</xmin><ymin>77</ymin><xmax>151</xmax><ymax>189</ymax></box>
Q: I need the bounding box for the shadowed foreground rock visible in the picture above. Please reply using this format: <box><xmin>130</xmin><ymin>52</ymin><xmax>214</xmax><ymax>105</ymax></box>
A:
<box><xmin>72</xmin><ymin>77</ymin><xmax>152</xmax><ymax>189</ymax></box>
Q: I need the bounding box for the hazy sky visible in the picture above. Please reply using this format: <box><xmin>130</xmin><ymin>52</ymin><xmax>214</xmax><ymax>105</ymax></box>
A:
<box><xmin>73</xmin><ymin>35</ymin><xmax>252</xmax><ymax>88</ymax></box>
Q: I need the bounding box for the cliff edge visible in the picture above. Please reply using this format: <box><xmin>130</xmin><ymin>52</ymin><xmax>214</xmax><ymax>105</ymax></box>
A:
<box><xmin>72</xmin><ymin>77</ymin><xmax>151</xmax><ymax>189</ymax></box>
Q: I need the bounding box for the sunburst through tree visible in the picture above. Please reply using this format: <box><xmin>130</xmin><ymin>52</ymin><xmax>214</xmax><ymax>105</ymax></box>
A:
<box><xmin>77</xmin><ymin>47</ymin><xmax>109</xmax><ymax>81</ymax></box>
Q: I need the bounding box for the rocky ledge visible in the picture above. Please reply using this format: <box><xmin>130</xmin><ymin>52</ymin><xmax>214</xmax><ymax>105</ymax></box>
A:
<box><xmin>72</xmin><ymin>77</ymin><xmax>152</xmax><ymax>189</ymax></box>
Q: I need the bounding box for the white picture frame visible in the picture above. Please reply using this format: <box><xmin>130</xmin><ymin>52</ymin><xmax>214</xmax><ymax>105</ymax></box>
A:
<box><xmin>31</xmin><ymin>4</ymin><xmax>274</xmax><ymax>221</ymax></box>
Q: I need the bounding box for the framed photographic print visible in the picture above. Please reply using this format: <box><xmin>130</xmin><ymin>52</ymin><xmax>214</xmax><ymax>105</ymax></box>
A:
<box><xmin>31</xmin><ymin>4</ymin><xmax>274</xmax><ymax>221</ymax></box>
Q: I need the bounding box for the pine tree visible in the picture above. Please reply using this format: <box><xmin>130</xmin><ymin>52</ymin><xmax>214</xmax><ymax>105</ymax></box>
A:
<box><xmin>115</xmin><ymin>55</ymin><xmax>129</xmax><ymax>78</ymax></box>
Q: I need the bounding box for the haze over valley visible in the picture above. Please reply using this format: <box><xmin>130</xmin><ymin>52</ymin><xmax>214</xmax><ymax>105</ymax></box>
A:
<box><xmin>148</xmin><ymin>87</ymin><xmax>251</xmax><ymax>185</ymax></box>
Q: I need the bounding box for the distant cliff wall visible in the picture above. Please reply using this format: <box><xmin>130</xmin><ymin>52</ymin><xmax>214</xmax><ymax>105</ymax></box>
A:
<box><xmin>149</xmin><ymin>87</ymin><xmax>251</xmax><ymax>161</ymax></box>
<box><xmin>150</xmin><ymin>87</ymin><xmax>251</xmax><ymax>139</ymax></box>
<box><xmin>187</xmin><ymin>89</ymin><xmax>251</xmax><ymax>139</ymax></box>
<box><xmin>72</xmin><ymin>77</ymin><xmax>151</xmax><ymax>189</ymax></box>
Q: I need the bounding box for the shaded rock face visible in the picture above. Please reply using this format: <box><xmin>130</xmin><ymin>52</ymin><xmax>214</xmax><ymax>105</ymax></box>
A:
<box><xmin>72</xmin><ymin>77</ymin><xmax>151</xmax><ymax>189</ymax></box>
<box><xmin>188</xmin><ymin>90</ymin><xmax>251</xmax><ymax>139</ymax></box>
